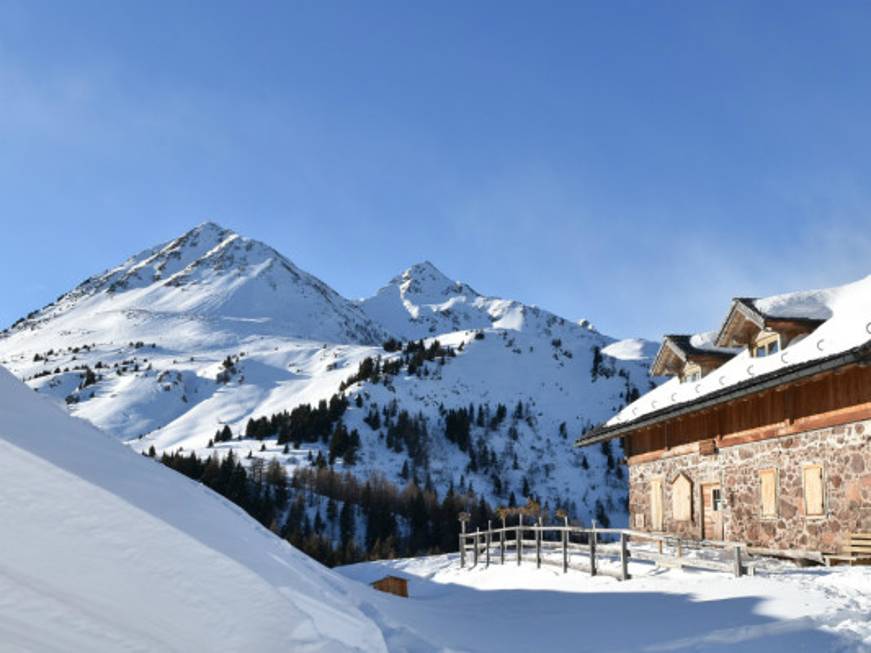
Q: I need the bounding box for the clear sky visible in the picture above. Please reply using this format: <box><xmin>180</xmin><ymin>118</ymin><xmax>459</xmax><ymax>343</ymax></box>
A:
<box><xmin>2</xmin><ymin>1</ymin><xmax>871</xmax><ymax>340</ymax></box>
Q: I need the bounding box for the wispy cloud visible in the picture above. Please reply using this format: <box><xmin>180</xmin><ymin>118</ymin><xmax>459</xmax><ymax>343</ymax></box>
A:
<box><xmin>437</xmin><ymin>163</ymin><xmax>871</xmax><ymax>341</ymax></box>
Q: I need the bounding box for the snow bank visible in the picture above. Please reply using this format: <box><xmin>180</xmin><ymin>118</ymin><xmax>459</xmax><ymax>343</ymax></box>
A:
<box><xmin>0</xmin><ymin>365</ymin><xmax>387</xmax><ymax>652</ymax></box>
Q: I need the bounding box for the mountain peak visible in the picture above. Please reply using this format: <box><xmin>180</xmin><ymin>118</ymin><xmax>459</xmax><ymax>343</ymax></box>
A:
<box><xmin>387</xmin><ymin>261</ymin><xmax>480</xmax><ymax>306</ymax></box>
<box><xmin>166</xmin><ymin>221</ymin><xmax>235</xmax><ymax>253</ymax></box>
<box><xmin>5</xmin><ymin>222</ymin><xmax>388</xmax><ymax>345</ymax></box>
<box><xmin>405</xmin><ymin>260</ymin><xmax>443</xmax><ymax>275</ymax></box>
<box><xmin>193</xmin><ymin>219</ymin><xmax>229</xmax><ymax>232</ymax></box>
<box><xmin>395</xmin><ymin>260</ymin><xmax>452</xmax><ymax>286</ymax></box>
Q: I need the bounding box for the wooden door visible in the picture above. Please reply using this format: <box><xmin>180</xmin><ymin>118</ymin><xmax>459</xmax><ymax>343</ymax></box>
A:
<box><xmin>650</xmin><ymin>479</ymin><xmax>663</xmax><ymax>531</ymax></box>
<box><xmin>701</xmin><ymin>483</ymin><xmax>723</xmax><ymax>540</ymax></box>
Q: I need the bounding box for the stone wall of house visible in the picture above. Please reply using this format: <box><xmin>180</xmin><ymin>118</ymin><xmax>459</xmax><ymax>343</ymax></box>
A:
<box><xmin>628</xmin><ymin>419</ymin><xmax>871</xmax><ymax>553</ymax></box>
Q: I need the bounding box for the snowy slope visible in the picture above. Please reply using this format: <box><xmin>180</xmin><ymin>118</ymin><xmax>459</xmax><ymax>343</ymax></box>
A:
<box><xmin>325</xmin><ymin>323</ymin><xmax>652</xmax><ymax>520</ymax></box>
<box><xmin>0</xmin><ymin>223</ymin><xmax>658</xmax><ymax>524</ymax></box>
<box><xmin>339</xmin><ymin>554</ymin><xmax>871</xmax><ymax>652</ymax></box>
<box><xmin>608</xmin><ymin>274</ymin><xmax>871</xmax><ymax>426</ymax></box>
<box><xmin>0</xmin><ymin>365</ymin><xmax>388</xmax><ymax>652</ymax></box>
<box><xmin>602</xmin><ymin>337</ymin><xmax>660</xmax><ymax>361</ymax></box>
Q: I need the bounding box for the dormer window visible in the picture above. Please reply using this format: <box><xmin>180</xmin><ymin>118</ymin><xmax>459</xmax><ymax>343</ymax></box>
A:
<box><xmin>715</xmin><ymin>298</ymin><xmax>825</xmax><ymax>350</ymax></box>
<box><xmin>681</xmin><ymin>363</ymin><xmax>702</xmax><ymax>383</ymax></box>
<box><xmin>752</xmin><ymin>331</ymin><xmax>781</xmax><ymax>358</ymax></box>
<box><xmin>650</xmin><ymin>334</ymin><xmax>737</xmax><ymax>381</ymax></box>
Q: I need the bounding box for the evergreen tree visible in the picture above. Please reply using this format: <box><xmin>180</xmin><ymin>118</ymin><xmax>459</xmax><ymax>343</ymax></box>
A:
<box><xmin>591</xmin><ymin>346</ymin><xmax>604</xmax><ymax>380</ymax></box>
<box><xmin>594</xmin><ymin>499</ymin><xmax>610</xmax><ymax>527</ymax></box>
<box><xmin>339</xmin><ymin>500</ymin><xmax>356</xmax><ymax>550</ymax></box>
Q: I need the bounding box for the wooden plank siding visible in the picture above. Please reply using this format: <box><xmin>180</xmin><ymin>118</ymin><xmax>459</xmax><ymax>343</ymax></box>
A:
<box><xmin>626</xmin><ymin>364</ymin><xmax>871</xmax><ymax>461</ymax></box>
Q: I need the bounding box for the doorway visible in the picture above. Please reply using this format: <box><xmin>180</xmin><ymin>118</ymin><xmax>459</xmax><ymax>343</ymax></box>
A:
<box><xmin>701</xmin><ymin>483</ymin><xmax>724</xmax><ymax>540</ymax></box>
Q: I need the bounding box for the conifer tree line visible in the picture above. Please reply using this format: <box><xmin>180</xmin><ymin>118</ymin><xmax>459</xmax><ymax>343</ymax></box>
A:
<box><xmin>339</xmin><ymin>338</ymin><xmax>456</xmax><ymax>391</ymax></box>
<box><xmin>150</xmin><ymin>335</ymin><xmax>630</xmax><ymax>564</ymax></box>
<box><xmin>207</xmin><ymin>378</ymin><xmax>598</xmax><ymax>525</ymax></box>
<box><xmin>153</xmin><ymin>448</ymin><xmax>496</xmax><ymax>566</ymax></box>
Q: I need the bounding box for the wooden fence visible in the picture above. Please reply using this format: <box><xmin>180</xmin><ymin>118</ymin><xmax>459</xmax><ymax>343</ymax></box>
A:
<box><xmin>458</xmin><ymin>516</ymin><xmax>752</xmax><ymax>579</ymax></box>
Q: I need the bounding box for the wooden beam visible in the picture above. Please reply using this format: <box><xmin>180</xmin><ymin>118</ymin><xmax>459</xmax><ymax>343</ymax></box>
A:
<box><xmin>648</xmin><ymin>402</ymin><xmax>871</xmax><ymax>456</ymax></box>
<box><xmin>628</xmin><ymin>441</ymin><xmax>699</xmax><ymax>465</ymax></box>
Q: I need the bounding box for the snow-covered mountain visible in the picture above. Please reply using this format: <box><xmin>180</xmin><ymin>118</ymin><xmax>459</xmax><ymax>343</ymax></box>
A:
<box><xmin>0</xmin><ymin>223</ymin><xmax>657</xmax><ymax>525</ymax></box>
<box><xmin>0</xmin><ymin>364</ymin><xmax>388</xmax><ymax>652</ymax></box>
<box><xmin>359</xmin><ymin>260</ymin><xmax>511</xmax><ymax>339</ymax></box>
<box><xmin>359</xmin><ymin>260</ymin><xmax>620</xmax><ymax>345</ymax></box>
<box><xmin>6</xmin><ymin>221</ymin><xmax>387</xmax><ymax>349</ymax></box>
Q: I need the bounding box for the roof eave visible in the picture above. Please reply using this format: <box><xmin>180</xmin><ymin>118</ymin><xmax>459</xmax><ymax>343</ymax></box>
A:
<box><xmin>575</xmin><ymin>340</ymin><xmax>871</xmax><ymax>449</ymax></box>
<box><xmin>714</xmin><ymin>299</ymin><xmax>763</xmax><ymax>348</ymax></box>
<box><xmin>649</xmin><ymin>337</ymin><xmax>687</xmax><ymax>376</ymax></box>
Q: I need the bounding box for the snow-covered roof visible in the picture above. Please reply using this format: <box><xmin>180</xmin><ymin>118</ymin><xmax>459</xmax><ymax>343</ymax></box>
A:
<box><xmin>650</xmin><ymin>332</ymin><xmax>739</xmax><ymax>377</ymax></box>
<box><xmin>595</xmin><ymin>274</ymin><xmax>871</xmax><ymax>433</ymax></box>
<box><xmin>686</xmin><ymin>331</ymin><xmax>736</xmax><ymax>354</ymax></box>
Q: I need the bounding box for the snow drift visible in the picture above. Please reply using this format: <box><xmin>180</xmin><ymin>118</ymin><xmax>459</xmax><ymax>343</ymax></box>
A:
<box><xmin>0</xmin><ymin>365</ymin><xmax>387</xmax><ymax>652</ymax></box>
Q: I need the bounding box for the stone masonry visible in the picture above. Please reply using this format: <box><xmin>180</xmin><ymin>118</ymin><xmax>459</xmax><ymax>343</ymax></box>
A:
<box><xmin>628</xmin><ymin>419</ymin><xmax>871</xmax><ymax>553</ymax></box>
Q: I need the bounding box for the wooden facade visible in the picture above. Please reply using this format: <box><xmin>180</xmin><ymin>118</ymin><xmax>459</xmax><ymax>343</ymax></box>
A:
<box><xmin>625</xmin><ymin>364</ymin><xmax>871</xmax><ymax>464</ymax></box>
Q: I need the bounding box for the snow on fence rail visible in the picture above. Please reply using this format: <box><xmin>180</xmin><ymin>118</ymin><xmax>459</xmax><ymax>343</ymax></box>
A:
<box><xmin>457</xmin><ymin>514</ymin><xmax>753</xmax><ymax>579</ymax></box>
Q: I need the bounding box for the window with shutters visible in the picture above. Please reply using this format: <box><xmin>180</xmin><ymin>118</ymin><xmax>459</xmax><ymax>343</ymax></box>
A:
<box><xmin>759</xmin><ymin>468</ymin><xmax>778</xmax><ymax>518</ymax></box>
<box><xmin>671</xmin><ymin>474</ymin><xmax>692</xmax><ymax>521</ymax></box>
<box><xmin>802</xmin><ymin>464</ymin><xmax>824</xmax><ymax>517</ymax></box>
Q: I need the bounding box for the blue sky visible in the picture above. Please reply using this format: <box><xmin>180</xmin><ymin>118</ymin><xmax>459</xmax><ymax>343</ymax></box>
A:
<box><xmin>2</xmin><ymin>1</ymin><xmax>871</xmax><ymax>340</ymax></box>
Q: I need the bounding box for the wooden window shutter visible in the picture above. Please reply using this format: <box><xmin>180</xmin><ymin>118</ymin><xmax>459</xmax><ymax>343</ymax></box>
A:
<box><xmin>650</xmin><ymin>479</ymin><xmax>663</xmax><ymax>530</ymax></box>
<box><xmin>671</xmin><ymin>474</ymin><xmax>692</xmax><ymax>521</ymax></box>
<box><xmin>803</xmin><ymin>465</ymin><xmax>824</xmax><ymax>517</ymax></box>
<box><xmin>759</xmin><ymin>469</ymin><xmax>777</xmax><ymax>517</ymax></box>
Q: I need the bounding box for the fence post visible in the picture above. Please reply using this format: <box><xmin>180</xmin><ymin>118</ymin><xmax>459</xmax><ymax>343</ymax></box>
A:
<box><xmin>500</xmin><ymin>516</ymin><xmax>506</xmax><ymax>565</ymax></box>
<box><xmin>676</xmin><ymin>538</ymin><xmax>683</xmax><ymax>561</ymax></box>
<box><xmin>486</xmin><ymin>520</ymin><xmax>491</xmax><ymax>568</ymax></box>
<box><xmin>473</xmin><ymin>528</ymin><xmax>479</xmax><ymax>567</ymax></box>
<box><xmin>589</xmin><ymin>520</ymin><xmax>597</xmax><ymax>577</ymax></box>
<box><xmin>536</xmin><ymin>517</ymin><xmax>542</xmax><ymax>569</ymax></box>
<box><xmin>620</xmin><ymin>532</ymin><xmax>630</xmax><ymax>581</ymax></box>
<box><xmin>517</xmin><ymin>514</ymin><xmax>523</xmax><ymax>566</ymax></box>
<box><xmin>562</xmin><ymin>516</ymin><xmax>569</xmax><ymax>573</ymax></box>
<box><xmin>459</xmin><ymin>513</ymin><xmax>469</xmax><ymax>568</ymax></box>
<box><xmin>734</xmin><ymin>544</ymin><xmax>743</xmax><ymax>578</ymax></box>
